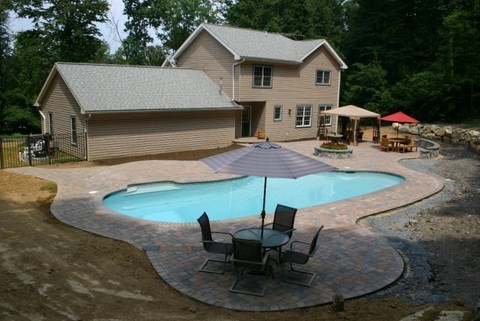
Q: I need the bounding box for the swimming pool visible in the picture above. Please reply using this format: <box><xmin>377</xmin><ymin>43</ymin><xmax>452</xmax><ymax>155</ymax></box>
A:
<box><xmin>102</xmin><ymin>171</ymin><xmax>404</xmax><ymax>223</ymax></box>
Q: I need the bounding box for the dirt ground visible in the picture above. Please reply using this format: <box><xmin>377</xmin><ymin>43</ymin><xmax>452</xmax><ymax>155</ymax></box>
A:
<box><xmin>1</xmin><ymin>129</ymin><xmax>479</xmax><ymax>320</ymax></box>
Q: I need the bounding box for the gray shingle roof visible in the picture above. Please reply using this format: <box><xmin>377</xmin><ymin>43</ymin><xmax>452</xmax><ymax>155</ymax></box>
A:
<box><xmin>37</xmin><ymin>63</ymin><xmax>241</xmax><ymax>113</ymax></box>
<box><xmin>168</xmin><ymin>24</ymin><xmax>347</xmax><ymax>68</ymax></box>
<box><xmin>203</xmin><ymin>24</ymin><xmax>321</xmax><ymax>63</ymax></box>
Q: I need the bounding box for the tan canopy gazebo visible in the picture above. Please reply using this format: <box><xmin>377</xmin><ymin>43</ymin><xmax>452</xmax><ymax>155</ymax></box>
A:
<box><xmin>320</xmin><ymin>105</ymin><xmax>381</xmax><ymax>145</ymax></box>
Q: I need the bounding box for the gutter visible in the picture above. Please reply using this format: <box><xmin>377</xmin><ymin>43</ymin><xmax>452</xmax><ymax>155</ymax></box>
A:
<box><xmin>84</xmin><ymin>114</ymin><xmax>91</xmax><ymax>161</ymax></box>
<box><xmin>37</xmin><ymin>107</ymin><xmax>46</xmax><ymax>134</ymax></box>
<box><xmin>336</xmin><ymin>70</ymin><xmax>342</xmax><ymax>134</ymax></box>
<box><xmin>232</xmin><ymin>59</ymin><xmax>245</xmax><ymax>101</ymax></box>
<box><xmin>83</xmin><ymin>107</ymin><xmax>244</xmax><ymax>114</ymax></box>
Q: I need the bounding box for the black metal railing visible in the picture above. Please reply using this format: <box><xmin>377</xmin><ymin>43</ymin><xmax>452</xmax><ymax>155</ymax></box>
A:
<box><xmin>0</xmin><ymin>133</ymin><xmax>87</xmax><ymax>169</ymax></box>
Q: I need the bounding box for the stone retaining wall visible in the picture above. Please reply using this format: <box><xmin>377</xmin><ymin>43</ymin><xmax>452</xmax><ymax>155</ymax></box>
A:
<box><xmin>397</xmin><ymin>123</ymin><xmax>480</xmax><ymax>154</ymax></box>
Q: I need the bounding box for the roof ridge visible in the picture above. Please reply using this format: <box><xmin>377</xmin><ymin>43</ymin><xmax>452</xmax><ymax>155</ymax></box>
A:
<box><xmin>203</xmin><ymin>23</ymin><xmax>293</xmax><ymax>41</ymax></box>
<box><xmin>55</xmin><ymin>62</ymin><xmax>204</xmax><ymax>72</ymax></box>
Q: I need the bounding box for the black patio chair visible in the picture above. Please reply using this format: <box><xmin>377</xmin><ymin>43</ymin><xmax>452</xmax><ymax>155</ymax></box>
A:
<box><xmin>229</xmin><ymin>238</ymin><xmax>270</xmax><ymax>297</ymax></box>
<box><xmin>280</xmin><ymin>226</ymin><xmax>324</xmax><ymax>287</ymax></box>
<box><xmin>197</xmin><ymin>212</ymin><xmax>233</xmax><ymax>274</ymax></box>
<box><xmin>263</xmin><ymin>204</ymin><xmax>297</xmax><ymax>260</ymax></box>
<box><xmin>264</xmin><ymin>204</ymin><xmax>297</xmax><ymax>238</ymax></box>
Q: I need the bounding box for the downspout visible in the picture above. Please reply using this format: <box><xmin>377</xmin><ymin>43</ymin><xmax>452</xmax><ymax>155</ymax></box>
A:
<box><xmin>335</xmin><ymin>70</ymin><xmax>342</xmax><ymax>134</ymax></box>
<box><xmin>38</xmin><ymin>107</ymin><xmax>46</xmax><ymax>134</ymax></box>
<box><xmin>84</xmin><ymin>114</ymin><xmax>91</xmax><ymax>161</ymax></box>
<box><xmin>232</xmin><ymin>59</ymin><xmax>245</xmax><ymax>101</ymax></box>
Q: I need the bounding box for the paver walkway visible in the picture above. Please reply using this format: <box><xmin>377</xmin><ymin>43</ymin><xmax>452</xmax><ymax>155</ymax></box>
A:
<box><xmin>9</xmin><ymin>140</ymin><xmax>444</xmax><ymax>311</ymax></box>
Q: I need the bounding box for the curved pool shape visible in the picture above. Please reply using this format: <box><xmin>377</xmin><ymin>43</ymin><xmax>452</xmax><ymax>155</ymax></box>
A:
<box><xmin>102</xmin><ymin>171</ymin><xmax>404</xmax><ymax>223</ymax></box>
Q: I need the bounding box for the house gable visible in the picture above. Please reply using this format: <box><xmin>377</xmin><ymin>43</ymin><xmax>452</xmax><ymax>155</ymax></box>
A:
<box><xmin>166</xmin><ymin>23</ymin><xmax>347</xmax><ymax>69</ymax></box>
<box><xmin>38</xmin><ymin>72</ymin><xmax>86</xmax><ymax>135</ymax></box>
<box><xmin>175</xmin><ymin>30</ymin><xmax>237</xmax><ymax>100</ymax></box>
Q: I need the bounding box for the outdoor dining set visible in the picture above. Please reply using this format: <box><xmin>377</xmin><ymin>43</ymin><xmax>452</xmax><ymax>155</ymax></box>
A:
<box><xmin>196</xmin><ymin>138</ymin><xmax>336</xmax><ymax>296</ymax></box>
<box><xmin>380</xmin><ymin>135</ymin><xmax>419</xmax><ymax>153</ymax></box>
<box><xmin>197</xmin><ymin>205</ymin><xmax>323</xmax><ymax>297</ymax></box>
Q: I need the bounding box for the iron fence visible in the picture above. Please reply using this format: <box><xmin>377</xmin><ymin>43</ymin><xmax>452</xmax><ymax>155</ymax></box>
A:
<box><xmin>0</xmin><ymin>133</ymin><xmax>87</xmax><ymax>169</ymax></box>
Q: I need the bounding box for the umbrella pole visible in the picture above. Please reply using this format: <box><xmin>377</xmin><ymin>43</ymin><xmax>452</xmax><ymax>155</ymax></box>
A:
<box><xmin>261</xmin><ymin>177</ymin><xmax>267</xmax><ymax>239</ymax></box>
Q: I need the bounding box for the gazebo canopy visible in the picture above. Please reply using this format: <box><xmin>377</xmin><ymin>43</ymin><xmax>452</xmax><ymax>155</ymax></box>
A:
<box><xmin>320</xmin><ymin>104</ymin><xmax>380</xmax><ymax>119</ymax></box>
<box><xmin>320</xmin><ymin>105</ymin><xmax>380</xmax><ymax>145</ymax></box>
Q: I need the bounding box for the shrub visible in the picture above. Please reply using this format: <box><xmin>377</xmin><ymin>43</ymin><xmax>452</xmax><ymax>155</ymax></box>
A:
<box><xmin>320</xmin><ymin>142</ymin><xmax>348</xmax><ymax>150</ymax></box>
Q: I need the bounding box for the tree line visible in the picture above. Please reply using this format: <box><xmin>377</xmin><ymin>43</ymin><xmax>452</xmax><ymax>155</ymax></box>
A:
<box><xmin>1</xmin><ymin>0</ymin><xmax>478</xmax><ymax>134</ymax></box>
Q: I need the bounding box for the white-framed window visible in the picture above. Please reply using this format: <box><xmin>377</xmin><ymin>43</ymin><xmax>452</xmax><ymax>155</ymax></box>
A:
<box><xmin>318</xmin><ymin>105</ymin><xmax>333</xmax><ymax>126</ymax></box>
<box><xmin>253</xmin><ymin>65</ymin><xmax>273</xmax><ymax>88</ymax></box>
<box><xmin>48</xmin><ymin>112</ymin><xmax>54</xmax><ymax>134</ymax></box>
<box><xmin>70</xmin><ymin>116</ymin><xmax>77</xmax><ymax>145</ymax></box>
<box><xmin>296</xmin><ymin>105</ymin><xmax>312</xmax><ymax>127</ymax></box>
<box><xmin>273</xmin><ymin>105</ymin><xmax>282</xmax><ymax>121</ymax></box>
<box><xmin>316</xmin><ymin>69</ymin><xmax>331</xmax><ymax>85</ymax></box>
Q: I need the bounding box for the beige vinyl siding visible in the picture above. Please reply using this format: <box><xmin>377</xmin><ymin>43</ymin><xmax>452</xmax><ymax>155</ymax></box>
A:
<box><xmin>40</xmin><ymin>74</ymin><xmax>86</xmax><ymax>135</ymax></box>
<box><xmin>238</xmin><ymin>46</ymin><xmax>341</xmax><ymax>141</ymax></box>
<box><xmin>87</xmin><ymin>110</ymin><xmax>235</xmax><ymax>160</ymax></box>
<box><xmin>175</xmin><ymin>30</ymin><xmax>236</xmax><ymax>100</ymax></box>
<box><xmin>39</xmin><ymin>73</ymin><xmax>87</xmax><ymax>157</ymax></box>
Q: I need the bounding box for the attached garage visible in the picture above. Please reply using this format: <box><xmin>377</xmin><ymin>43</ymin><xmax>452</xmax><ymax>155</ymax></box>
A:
<box><xmin>35</xmin><ymin>63</ymin><xmax>242</xmax><ymax>161</ymax></box>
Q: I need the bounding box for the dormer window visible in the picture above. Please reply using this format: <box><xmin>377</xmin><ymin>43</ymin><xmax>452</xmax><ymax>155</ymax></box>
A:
<box><xmin>316</xmin><ymin>70</ymin><xmax>331</xmax><ymax>85</ymax></box>
<box><xmin>253</xmin><ymin>65</ymin><xmax>273</xmax><ymax>88</ymax></box>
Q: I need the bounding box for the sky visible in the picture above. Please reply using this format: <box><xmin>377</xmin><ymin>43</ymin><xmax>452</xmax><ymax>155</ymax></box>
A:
<box><xmin>8</xmin><ymin>0</ymin><xmax>128</xmax><ymax>52</ymax></box>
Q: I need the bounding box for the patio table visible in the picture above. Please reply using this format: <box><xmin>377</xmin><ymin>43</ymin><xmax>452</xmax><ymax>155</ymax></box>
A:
<box><xmin>233</xmin><ymin>227</ymin><xmax>290</xmax><ymax>253</ymax></box>
<box><xmin>388</xmin><ymin>138</ymin><xmax>407</xmax><ymax>152</ymax></box>
<box><xmin>234</xmin><ymin>227</ymin><xmax>290</xmax><ymax>265</ymax></box>
<box><xmin>234</xmin><ymin>228</ymin><xmax>290</xmax><ymax>249</ymax></box>
<box><xmin>327</xmin><ymin>134</ymin><xmax>343</xmax><ymax>144</ymax></box>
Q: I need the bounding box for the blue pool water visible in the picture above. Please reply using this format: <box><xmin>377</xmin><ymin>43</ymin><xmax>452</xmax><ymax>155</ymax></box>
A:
<box><xmin>102</xmin><ymin>171</ymin><xmax>404</xmax><ymax>223</ymax></box>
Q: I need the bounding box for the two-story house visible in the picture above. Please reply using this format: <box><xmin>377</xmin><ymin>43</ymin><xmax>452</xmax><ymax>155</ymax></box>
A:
<box><xmin>163</xmin><ymin>23</ymin><xmax>347</xmax><ymax>141</ymax></box>
<box><xmin>34</xmin><ymin>24</ymin><xmax>346</xmax><ymax>161</ymax></box>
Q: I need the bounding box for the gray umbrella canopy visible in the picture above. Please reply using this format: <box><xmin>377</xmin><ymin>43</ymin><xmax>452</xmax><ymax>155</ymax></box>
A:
<box><xmin>202</xmin><ymin>140</ymin><xmax>336</xmax><ymax>178</ymax></box>
<box><xmin>201</xmin><ymin>140</ymin><xmax>336</xmax><ymax>236</ymax></box>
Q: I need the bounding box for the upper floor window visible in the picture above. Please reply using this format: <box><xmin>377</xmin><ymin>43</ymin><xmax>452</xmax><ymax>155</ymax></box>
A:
<box><xmin>296</xmin><ymin>105</ymin><xmax>312</xmax><ymax>127</ymax></box>
<box><xmin>273</xmin><ymin>105</ymin><xmax>282</xmax><ymax>121</ymax></box>
<box><xmin>318</xmin><ymin>105</ymin><xmax>333</xmax><ymax>126</ymax></box>
<box><xmin>253</xmin><ymin>65</ymin><xmax>273</xmax><ymax>88</ymax></box>
<box><xmin>70</xmin><ymin>116</ymin><xmax>77</xmax><ymax>146</ymax></box>
<box><xmin>316</xmin><ymin>70</ymin><xmax>331</xmax><ymax>85</ymax></box>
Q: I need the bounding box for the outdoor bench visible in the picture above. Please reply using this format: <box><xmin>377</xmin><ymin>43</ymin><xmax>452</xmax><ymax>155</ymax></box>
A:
<box><xmin>415</xmin><ymin>138</ymin><xmax>440</xmax><ymax>159</ymax></box>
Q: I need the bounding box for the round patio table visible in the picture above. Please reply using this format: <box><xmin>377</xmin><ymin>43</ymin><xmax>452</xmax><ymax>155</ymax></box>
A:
<box><xmin>234</xmin><ymin>228</ymin><xmax>289</xmax><ymax>249</ymax></box>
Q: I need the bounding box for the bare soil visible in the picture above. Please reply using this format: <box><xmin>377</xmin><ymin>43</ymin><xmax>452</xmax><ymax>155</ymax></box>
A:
<box><xmin>1</xmin><ymin>132</ymin><xmax>479</xmax><ymax>320</ymax></box>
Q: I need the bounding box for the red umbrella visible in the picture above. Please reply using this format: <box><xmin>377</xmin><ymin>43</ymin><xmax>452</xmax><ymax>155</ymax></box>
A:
<box><xmin>381</xmin><ymin>111</ymin><xmax>420</xmax><ymax>137</ymax></box>
<box><xmin>380</xmin><ymin>111</ymin><xmax>420</xmax><ymax>123</ymax></box>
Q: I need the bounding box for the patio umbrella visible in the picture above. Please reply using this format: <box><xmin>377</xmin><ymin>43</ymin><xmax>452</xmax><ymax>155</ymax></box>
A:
<box><xmin>321</xmin><ymin>105</ymin><xmax>381</xmax><ymax>145</ymax></box>
<box><xmin>380</xmin><ymin>111</ymin><xmax>420</xmax><ymax>137</ymax></box>
<box><xmin>201</xmin><ymin>139</ymin><xmax>336</xmax><ymax>238</ymax></box>
<box><xmin>381</xmin><ymin>111</ymin><xmax>420</xmax><ymax>123</ymax></box>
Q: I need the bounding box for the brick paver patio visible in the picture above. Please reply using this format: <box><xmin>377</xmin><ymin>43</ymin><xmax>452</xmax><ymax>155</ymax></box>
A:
<box><xmin>9</xmin><ymin>140</ymin><xmax>444</xmax><ymax>311</ymax></box>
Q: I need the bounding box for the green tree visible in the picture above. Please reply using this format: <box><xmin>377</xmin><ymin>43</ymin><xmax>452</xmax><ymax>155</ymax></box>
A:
<box><xmin>227</xmin><ymin>0</ymin><xmax>344</xmax><ymax>46</ymax></box>
<box><xmin>436</xmin><ymin>2</ymin><xmax>480</xmax><ymax>120</ymax></box>
<box><xmin>2</xmin><ymin>30</ymin><xmax>49</xmax><ymax>133</ymax></box>
<box><xmin>122</xmin><ymin>0</ymin><xmax>222</xmax><ymax>64</ymax></box>
<box><xmin>342</xmin><ymin>60</ymin><xmax>394</xmax><ymax>112</ymax></box>
<box><xmin>12</xmin><ymin>0</ymin><xmax>109</xmax><ymax>62</ymax></box>
<box><xmin>343</xmin><ymin>0</ymin><xmax>445</xmax><ymax>83</ymax></box>
<box><xmin>0</xmin><ymin>0</ymin><xmax>12</xmax><ymax>133</ymax></box>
